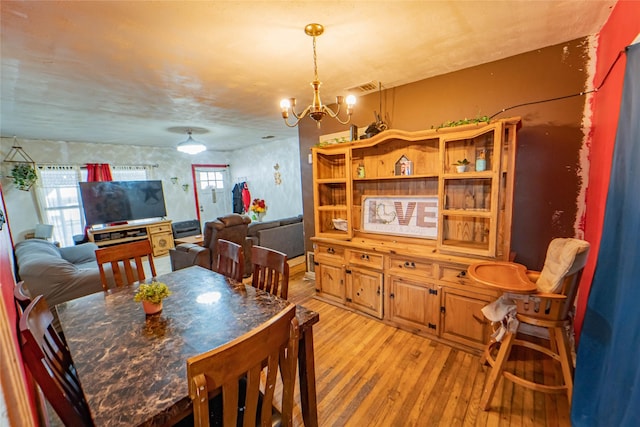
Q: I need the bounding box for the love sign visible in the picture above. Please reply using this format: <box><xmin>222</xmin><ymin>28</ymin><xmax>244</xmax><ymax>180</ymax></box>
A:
<box><xmin>362</xmin><ymin>196</ymin><xmax>438</xmax><ymax>239</ymax></box>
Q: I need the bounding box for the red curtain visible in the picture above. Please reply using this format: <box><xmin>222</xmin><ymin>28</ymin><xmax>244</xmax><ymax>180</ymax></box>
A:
<box><xmin>86</xmin><ymin>164</ymin><xmax>113</xmax><ymax>182</ymax></box>
<box><xmin>83</xmin><ymin>164</ymin><xmax>113</xmax><ymax>240</ymax></box>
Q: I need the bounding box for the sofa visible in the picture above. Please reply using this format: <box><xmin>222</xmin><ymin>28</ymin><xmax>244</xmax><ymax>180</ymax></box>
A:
<box><xmin>246</xmin><ymin>214</ymin><xmax>304</xmax><ymax>260</ymax></box>
<box><xmin>14</xmin><ymin>239</ymin><xmax>105</xmax><ymax>329</ymax></box>
<box><xmin>169</xmin><ymin>214</ymin><xmax>252</xmax><ymax>275</ymax></box>
<box><xmin>172</xmin><ymin>219</ymin><xmax>201</xmax><ymax>239</ymax></box>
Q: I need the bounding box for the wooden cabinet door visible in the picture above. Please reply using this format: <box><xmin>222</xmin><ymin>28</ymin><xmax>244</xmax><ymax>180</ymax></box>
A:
<box><xmin>150</xmin><ymin>232</ymin><xmax>174</xmax><ymax>257</ymax></box>
<box><xmin>346</xmin><ymin>266</ymin><xmax>383</xmax><ymax>319</ymax></box>
<box><xmin>316</xmin><ymin>262</ymin><xmax>345</xmax><ymax>304</ymax></box>
<box><xmin>387</xmin><ymin>276</ymin><xmax>439</xmax><ymax>335</ymax></box>
<box><xmin>440</xmin><ymin>287</ymin><xmax>493</xmax><ymax>350</ymax></box>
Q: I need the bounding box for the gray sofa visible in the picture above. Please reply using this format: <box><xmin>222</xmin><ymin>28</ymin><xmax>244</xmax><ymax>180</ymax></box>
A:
<box><xmin>246</xmin><ymin>214</ymin><xmax>304</xmax><ymax>259</ymax></box>
<box><xmin>14</xmin><ymin>239</ymin><xmax>105</xmax><ymax>329</ymax></box>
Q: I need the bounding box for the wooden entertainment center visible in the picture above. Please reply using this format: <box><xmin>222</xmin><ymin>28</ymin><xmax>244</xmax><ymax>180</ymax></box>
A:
<box><xmin>311</xmin><ymin>117</ymin><xmax>520</xmax><ymax>353</ymax></box>
<box><xmin>87</xmin><ymin>219</ymin><xmax>174</xmax><ymax>257</ymax></box>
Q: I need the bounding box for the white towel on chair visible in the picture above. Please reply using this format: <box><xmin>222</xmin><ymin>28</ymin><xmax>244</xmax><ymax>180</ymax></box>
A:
<box><xmin>536</xmin><ymin>238</ymin><xmax>590</xmax><ymax>293</ymax></box>
<box><xmin>481</xmin><ymin>295</ymin><xmax>518</xmax><ymax>342</ymax></box>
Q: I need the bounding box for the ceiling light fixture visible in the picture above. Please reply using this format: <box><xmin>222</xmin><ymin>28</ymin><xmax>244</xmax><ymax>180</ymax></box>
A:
<box><xmin>280</xmin><ymin>23</ymin><xmax>356</xmax><ymax>128</ymax></box>
<box><xmin>176</xmin><ymin>129</ymin><xmax>206</xmax><ymax>155</ymax></box>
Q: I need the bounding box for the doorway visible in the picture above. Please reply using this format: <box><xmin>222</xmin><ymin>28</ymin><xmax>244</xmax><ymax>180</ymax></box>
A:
<box><xmin>191</xmin><ymin>164</ymin><xmax>231</xmax><ymax>223</ymax></box>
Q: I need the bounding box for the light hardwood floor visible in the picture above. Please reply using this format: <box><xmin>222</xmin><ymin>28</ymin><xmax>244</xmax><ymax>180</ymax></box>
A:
<box><xmin>154</xmin><ymin>255</ymin><xmax>571</xmax><ymax>426</ymax></box>
<box><xmin>286</xmin><ymin>271</ymin><xmax>571</xmax><ymax>427</ymax></box>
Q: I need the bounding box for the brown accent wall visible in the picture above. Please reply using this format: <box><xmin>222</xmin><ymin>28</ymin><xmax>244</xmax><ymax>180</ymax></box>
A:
<box><xmin>299</xmin><ymin>38</ymin><xmax>590</xmax><ymax>269</ymax></box>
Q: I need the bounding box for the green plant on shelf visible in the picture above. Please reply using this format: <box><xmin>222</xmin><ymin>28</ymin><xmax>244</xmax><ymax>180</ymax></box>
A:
<box><xmin>435</xmin><ymin>115</ymin><xmax>490</xmax><ymax>129</ymax></box>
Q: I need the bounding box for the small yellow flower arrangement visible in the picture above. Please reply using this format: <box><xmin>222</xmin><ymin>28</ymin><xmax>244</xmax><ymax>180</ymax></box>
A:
<box><xmin>133</xmin><ymin>282</ymin><xmax>171</xmax><ymax>305</ymax></box>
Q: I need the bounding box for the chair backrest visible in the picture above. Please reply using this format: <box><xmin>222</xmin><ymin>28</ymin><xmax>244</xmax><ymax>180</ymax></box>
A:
<box><xmin>95</xmin><ymin>239</ymin><xmax>156</xmax><ymax>291</ymax></box>
<box><xmin>19</xmin><ymin>295</ymin><xmax>94</xmax><ymax>426</ymax></box>
<box><xmin>202</xmin><ymin>214</ymin><xmax>251</xmax><ymax>274</ymax></box>
<box><xmin>187</xmin><ymin>304</ymin><xmax>299</xmax><ymax>427</ymax></box>
<box><xmin>214</xmin><ymin>239</ymin><xmax>244</xmax><ymax>282</ymax></box>
<box><xmin>14</xmin><ymin>281</ymin><xmax>31</xmax><ymax>314</ymax></box>
<box><xmin>251</xmin><ymin>245</ymin><xmax>290</xmax><ymax>299</ymax></box>
<box><xmin>517</xmin><ymin>239</ymin><xmax>590</xmax><ymax>323</ymax></box>
<box><xmin>14</xmin><ymin>281</ymin><xmax>31</xmax><ymax>337</ymax></box>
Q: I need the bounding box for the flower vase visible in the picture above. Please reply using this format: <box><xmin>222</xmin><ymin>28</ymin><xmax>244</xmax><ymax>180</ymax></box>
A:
<box><xmin>257</xmin><ymin>212</ymin><xmax>265</xmax><ymax>222</ymax></box>
<box><xmin>142</xmin><ymin>301</ymin><xmax>162</xmax><ymax>315</ymax></box>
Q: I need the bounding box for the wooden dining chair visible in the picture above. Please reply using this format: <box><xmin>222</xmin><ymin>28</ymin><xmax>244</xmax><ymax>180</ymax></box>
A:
<box><xmin>187</xmin><ymin>304</ymin><xmax>299</xmax><ymax>427</ymax></box>
<box><xmin>19</xmin><ymin>295</ymin><xmax>94</xmax><ymax>426</ymax></box>
<box><xmin>95</xmin><ymin>239</ymin><xmax>156</xmax><ymax>291</ymax></box>
<box><xmin>213</xmin><ymin>239</ymin><xmax>244</xmax><ymax>282</ymax></box>
<box><xmin>251</xmin><ymin>245</ymin><xmax>290</xmax><ymax>299</ymax></box>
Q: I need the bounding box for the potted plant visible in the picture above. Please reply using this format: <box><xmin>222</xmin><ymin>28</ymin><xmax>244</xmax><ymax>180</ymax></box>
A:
<box><xmin>10</xmin><ymin>163</ymin><xmax>38</xmax><ymax>191</ymax></box>
<box><xmin>133</xmin><ymin>281</ymin><xmax>171</xmax><ymax>315</ymax></box>
<box><xmin>454</xmin><ymin>158</ymin><xmax>470</xmax><ymax>173</ymax></box>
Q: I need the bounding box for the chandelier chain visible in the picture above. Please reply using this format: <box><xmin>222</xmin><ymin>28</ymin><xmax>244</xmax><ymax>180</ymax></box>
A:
<box><xmin>312</xmin><ymin>36</ymin><xmax>319</xmax><ymax>81</ymax></box>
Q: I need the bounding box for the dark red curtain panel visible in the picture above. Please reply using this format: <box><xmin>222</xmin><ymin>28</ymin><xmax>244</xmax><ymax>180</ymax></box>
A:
<box><xmin>86</xmin><ymin>163</ymin><xmax>113</xmax><ymax>182</ymax></box>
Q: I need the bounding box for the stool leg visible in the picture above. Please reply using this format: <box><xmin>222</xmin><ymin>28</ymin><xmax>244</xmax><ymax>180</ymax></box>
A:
<box><xmin>481</xmin><ymin>331</ymin><xmax>515</xmax><ymax>410</ymax></box>
<box><xmin>554</xmin><ymin>326</ymin><xmax>574</xmax><ymax>404</ymax></box>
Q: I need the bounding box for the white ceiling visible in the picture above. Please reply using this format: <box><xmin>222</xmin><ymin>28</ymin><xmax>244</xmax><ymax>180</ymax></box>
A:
<box><xmin>0</xmin><ymin>1</ymin><xmax>615</xmax><ymax>152</ymax></box>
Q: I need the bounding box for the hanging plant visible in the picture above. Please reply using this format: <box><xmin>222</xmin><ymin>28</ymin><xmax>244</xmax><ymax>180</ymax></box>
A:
<box><xmin>10</xmin><ymin>163</ymin><xmax>38</xmax><ymax>191</ymax></box>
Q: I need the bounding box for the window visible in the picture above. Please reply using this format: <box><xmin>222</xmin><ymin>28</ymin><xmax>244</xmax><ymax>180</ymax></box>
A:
<box><xmin>36</xmin><ymin>165</ymin><xmax>150</xmax><ymax>246</ymax></box>
<box><xmin>198</xmin><ymin>170</ymin><xmax>225</xmax><ymax>190</ymax></box>
<box><xmin>35</xmin><ymin>166</ymin><xmax>83</xmax><ymax>247</ymax></box>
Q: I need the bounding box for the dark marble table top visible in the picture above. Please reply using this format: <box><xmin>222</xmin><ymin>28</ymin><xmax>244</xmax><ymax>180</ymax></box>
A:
<box><xmin>56</xmin><ymin>266</ymin><xmax>318</xmax><ymax>427</ymax></box>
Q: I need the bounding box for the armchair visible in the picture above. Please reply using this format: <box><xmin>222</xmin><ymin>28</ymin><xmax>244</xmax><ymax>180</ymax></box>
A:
<box><xmin>169</xmin><ymin>214</ymin><xmax>251</xmax><ymax>276</ymax></box>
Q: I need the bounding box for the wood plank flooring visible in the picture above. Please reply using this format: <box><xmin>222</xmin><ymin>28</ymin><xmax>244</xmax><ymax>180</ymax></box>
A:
<box><xmin>286</xmin><ymin>271</ymin><xmax>571</xmax><ymax>427</ymax></box>
<box><xmin>153</xmin><ymin>255</ymin><xmax>571</xmax><ymax>426</ymax></box>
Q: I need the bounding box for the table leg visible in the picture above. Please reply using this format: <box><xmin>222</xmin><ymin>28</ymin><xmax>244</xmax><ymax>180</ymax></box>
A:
<box><xmin>298</xmin><ymin>327</ymin><xmax>318</xmax><ymax>427</ymax></box>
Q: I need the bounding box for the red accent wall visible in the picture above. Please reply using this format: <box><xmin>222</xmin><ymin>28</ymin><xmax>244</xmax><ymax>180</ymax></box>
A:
<box><xmin>0</xmin><ymin>183</ymin><xmax>38</xmax><ymax>424</ymax></box>
<box><xmin>576</xmin><ymin>0</ymin><xmax>640</xmax><ymax>338</ymax></box>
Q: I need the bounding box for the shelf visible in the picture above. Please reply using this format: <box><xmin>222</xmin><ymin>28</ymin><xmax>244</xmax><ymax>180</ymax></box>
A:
<box><xmin>94</xmin><ymin>235</ymin><xmax>148</xmax><ymax>247</ymax></box>
<box><xmin>316</xmin><ymin>178</ymin><xmax>347</xmax><ymax>184</ymax></box>
<box><xmin>443</xmin><ymin>172</ymin><xmax>494</xmax><ymax>179</ymax></box>
<box><xmin>441</xmin><ymin>209</ymin><xmax>492</xmax><ymax>217</ymax></box>
<box><xmin>353</xmin><ymin>174</ymin><xmax>439</xmax><ymax>182</ymax></box>
<box><xmin>317</xmin><ymin>205</ymin><xmax>348</xmax><ymax>211</ymax></box>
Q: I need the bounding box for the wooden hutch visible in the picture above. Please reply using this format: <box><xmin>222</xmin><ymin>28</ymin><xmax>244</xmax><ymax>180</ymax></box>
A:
<box><xmin>311</xmin><ymin>117</ymin><xmax>520</xmax><ymax>352</ymax></box>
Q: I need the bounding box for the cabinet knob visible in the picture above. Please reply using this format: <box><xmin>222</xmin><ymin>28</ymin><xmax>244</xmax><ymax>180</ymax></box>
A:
<box><xmin>327</xmin><ymin>247</ymin><xmax>335</xmax><ymax>254</ymax></box>
<box><xmin>403</xmin><ymin>261</ymin><xmax>416</xmax><ymax>269</ymax></box>
<box><xmin>390</xmin><ymin>293</ymin><xmax>395</xmax><ymax>298</ymax></box>
<box><xmin>457</xmin><ymin>270</ymin><xmax>466</xmax><ymax>278</ymax></box>
<box><xmin>361</xmin><ymin>254</ymin><xmax>369</xmax><ymax>261</ymax></box>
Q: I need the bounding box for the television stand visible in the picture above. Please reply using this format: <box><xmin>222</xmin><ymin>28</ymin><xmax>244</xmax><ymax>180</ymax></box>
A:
<box><xmin>87</xmin><ymin>219</ymin><xmax>174</xmax><ymax>257</ymax></box>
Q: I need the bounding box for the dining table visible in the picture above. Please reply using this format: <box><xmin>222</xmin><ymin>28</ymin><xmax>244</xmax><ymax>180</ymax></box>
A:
<box><xmin>56</xmin><ymin>265</ymin><xmax>320</xmax><ymax>427</ymax></box>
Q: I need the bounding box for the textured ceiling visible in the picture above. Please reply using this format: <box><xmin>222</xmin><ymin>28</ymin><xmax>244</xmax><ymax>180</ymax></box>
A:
<box><xmin>0</xmin><ymin>1</ymin><xmax>615</xmax><ymax>151</ymax></box>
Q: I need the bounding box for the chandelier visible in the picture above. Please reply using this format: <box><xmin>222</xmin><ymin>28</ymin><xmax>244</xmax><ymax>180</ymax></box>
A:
<box><xmin>280</xmin><ymin>23</ymin><xmax>356</xmax><ymax>128</ymax></box>
<box><xmin>176</xmin><ymin>129</ymin><xmax>206</xmax><ymax>155</ymax></box>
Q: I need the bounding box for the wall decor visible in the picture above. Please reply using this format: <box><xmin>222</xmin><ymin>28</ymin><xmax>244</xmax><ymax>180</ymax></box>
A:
<box><xmin>394</xmin><ymin>155</ymin><xmax>413</xmax><ymax>176</ymax></box>
<box><xmin>273</xmin><ymin>163</ymin><xmax>282</xmax><ymax>185</ymax></box>
<box><xmin>362</xmin><ymin>195</ymin><xmax>437</xmax><ymax>239</ymax></box>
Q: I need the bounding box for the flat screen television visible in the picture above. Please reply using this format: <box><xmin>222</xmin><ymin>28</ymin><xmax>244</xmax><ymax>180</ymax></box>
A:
<box><xmin>79</xmin><ymin>180</ymin><xmax>167</xmax><ymax>227</ymax></box>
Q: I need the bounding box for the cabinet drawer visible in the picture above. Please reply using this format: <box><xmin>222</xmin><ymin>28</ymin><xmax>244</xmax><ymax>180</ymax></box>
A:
<box><xmin>347</xmin><ymin>250</ymin><xmax>384</xmax><ymax>270</ymax></box>
<box><xmin>388</xmin><ymin>255</ymin><xmax>434</xmax><ymax>278</ymax></box>
<box><xmin>315</xmin><ymin>243</ymin><xmax>345</xmax><ymax>263</ymax></box>
<box><xmin>438</xmin><ymin>264</ymin><xmax>474</xmax><ymax>286</ymax></box>
<box><xmin>148</xmin><ymin>224</ymin><xmax>172</xmax><ymax>234</ymax></box>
